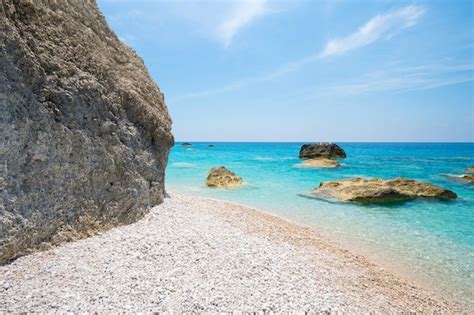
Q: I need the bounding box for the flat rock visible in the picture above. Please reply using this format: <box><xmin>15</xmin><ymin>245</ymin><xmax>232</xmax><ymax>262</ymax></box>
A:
<box><xmin>460</xmin><ymin>174</ymin><xmax>474</xmax><ymax>183</ymax></box>
<box><xmin>205</xmin><ymin>167</ymin><xmax>243</xmax><ymax>188</ymax></box>
<box><xmin>312</xmin><ymin>178</ymin><xmax>457</xmax><ymax>203</ymax></box>
<box><xmin>299</xmin><ymin>143</ymin><xmax>346</xmax><ymax>159</ymax></box>
<box><xmin>466</xmin><ymin>166</ymin><xmax>474</xmax><ymax>173</ymax></box>
<box><xmin>298</xmin><ymin>158</ymin><xmax>341</xmax><ymax>168</ymax></box>
<box><xmin>1</xmin><ymin>0</ymin><xmax>173</xmax><ymax>263</ymax></box>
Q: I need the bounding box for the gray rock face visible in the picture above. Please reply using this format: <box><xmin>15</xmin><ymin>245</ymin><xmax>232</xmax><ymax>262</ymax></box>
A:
<box><xmin>299</xmin><ymin>143</ymin><xmax>346</xmax><ymax>159</ymax></box>
<box><xmin>312</xmin><ymin>178</ymin><xmax>457</xmax><ymax>204</ymax></box>
<box><xmin>0</xmin><ymin>0</ymin><xmax>173</xmax><ymax>263</ymax></box>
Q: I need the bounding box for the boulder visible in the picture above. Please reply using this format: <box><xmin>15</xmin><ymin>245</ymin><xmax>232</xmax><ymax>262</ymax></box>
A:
<box><xmin>299</xmin><ymin>143</ymin><xmax>346</xmax><ymax>159</ymax></box>
<box><xmin>460</xmin><ymin>174</ymin><xmax>474</xmax><ymax>183</ymax></box>
<box><xmin>0</xmin><ymin>0</ymin><xmax>173</xmax><ymax>263</ymax></box>
<box><xmin>312</xmin><ymin>178</ymin><xmax>457</xmax><ymax>203</ymax></box>
<box><xmin>298</xmin><ymin>158</ymin><xmax>341</xmax><ymax>168</ymax></box>
<box><xmin>181</xmin><ymin>143</ymin><xmax>192</xmax><ymax>146</ymax></box>
<box><xmin>205</xmin><ymin>167</ymin><xmax>243</xmax><ymax>188</ymax></box>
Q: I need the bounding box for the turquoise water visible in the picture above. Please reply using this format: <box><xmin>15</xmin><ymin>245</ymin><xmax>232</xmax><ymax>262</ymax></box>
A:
<box><xmin>166</xmin><ymin>142</ymin><xmax>474</xmax><ymax>303</ymax></box>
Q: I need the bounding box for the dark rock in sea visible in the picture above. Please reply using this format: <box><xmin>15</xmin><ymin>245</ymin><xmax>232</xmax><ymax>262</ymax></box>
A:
<box><xmin>182</xmin><ymin>143</ymin><xmax>192</xmax><ymax>146</ymax></box>
<box><xmin>205</xmin><ymin>167</ymin><xmax>243</xmax><ymax>188</ymax></box>
<box><xmin>299</xmin><ymin>143</ymin><xmax>346</xmax><ymax>159</ymax></box>
<box><xmin>208</xmin><ymin>144</ymin><xmax>215</xmax><ymax>147</ymax></box>
<box><xmin>0</xmin><ymin>0</ymin><xmax>173</xmax><ymax>263</ymax></box>
<box><xmin>312</xmin><ymin>178</ymin><xmax>457</xmax><ymax>204</ymax></box>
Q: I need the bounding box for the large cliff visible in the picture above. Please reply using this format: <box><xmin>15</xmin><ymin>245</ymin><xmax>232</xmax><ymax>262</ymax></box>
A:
<box><xmin>0</xmin><ymin>0</ymin><xmax>173</xmax><ymax>263</ymax></box>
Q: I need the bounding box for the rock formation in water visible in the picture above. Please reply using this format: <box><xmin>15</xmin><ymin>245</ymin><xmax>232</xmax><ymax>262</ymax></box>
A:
<box><xmin>297</xmin><ymin>158</ymin><xmax>341</xmax><ymax>168</ymax></box>
<box><xmin>466</xmin><ymin>166</ymin><xmax>474</xmax><ymax>172</ymax></box>
<box><xmin>312</xmin><ymin>178</ymin><xmax>457</xmax><ymax>203</ymax></box>
<box><xmin>205</xmin><ymin>167</ymin><xmax>243</xmax><ymax>188</ymax></box>
<box><xmin>460</xmin><ymin>174</ymin><xmax>474</xmax><ymax>183</ymax></box>
<box><xmin>181</xmin><ymin>143</ymin><xmax>192</xmax><ymax>146</ymax></box>
<box><xmin>299</xmin><ymin>143</ymin><xmax>346</xmax><ymax>159</ymax></box>
<box><xmin>0</xmin><ymin>0</ymin><xmax>173</xmax><ymax>263</ymax></box>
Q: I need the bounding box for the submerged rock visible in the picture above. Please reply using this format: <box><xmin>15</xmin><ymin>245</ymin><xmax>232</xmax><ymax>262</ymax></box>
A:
<box><xmin>466</xmin><ymin>166</ymin><xmax>474</xmax><ymax>172</ymax></box>
<box><xmin>299</xmin><ymin>143</ymin><xmax>346</xmax><ymax>159</ymax></box>
<box><xmin>208</xmin><ymin>144</ymin><xmax>215</xmax><ymax>147</ymax></box>
<box><xmin>312</xmin><ymin>178</ymin><xmax>457</xmax><ymax>203</ymax></box>
<box><xmin>181</xmin><ymin>143</ymin><xmax>192</xmax><ymax>146</ymax></box>
<box><xmin>206</xmin><ymin>167</ymin><xmax>243</xmax><ymax>188</ymax></box>
<box><xmin>298</xmin><ymin>158</ymin><xmax>341</xmax><ymax>168</ymax></box>
<box><xmin>460</xmin><ymin>174</ymin><xmax>474</xmax><ymax>183</ymax></box>
<box><xmin>1</xmin><ymin>0</ymin><xmax>173</xmax><ymax>263</ymax></box>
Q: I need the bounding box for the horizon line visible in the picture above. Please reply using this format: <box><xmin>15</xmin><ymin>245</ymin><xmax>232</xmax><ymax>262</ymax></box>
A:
<box><xmin>174</xmin><ymin>140</ymin><xmax>474</xmax><ymax>144</ymax></box>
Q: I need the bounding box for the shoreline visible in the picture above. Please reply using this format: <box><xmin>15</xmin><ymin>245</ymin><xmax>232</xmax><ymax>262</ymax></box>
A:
<box><xmin>0</xmin><ymin>192</ymin><xmax>466</xmax><ymax>312</ymax></box>
<box><xmin>170</xmin><ymin>191</ymin><xmax>466</xmax><ymax>310</ymax></box>
<box><xmin>168</xmin><ymin>186</ymin><xmax>472</xmax><ymax>305</ymax></box>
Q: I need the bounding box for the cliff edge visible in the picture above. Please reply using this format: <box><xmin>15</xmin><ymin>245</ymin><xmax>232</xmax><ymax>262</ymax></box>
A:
<box><xmin>0</xmin><ymin>0</ymin><xmax>173</xmax><ymax>263</ymax></box>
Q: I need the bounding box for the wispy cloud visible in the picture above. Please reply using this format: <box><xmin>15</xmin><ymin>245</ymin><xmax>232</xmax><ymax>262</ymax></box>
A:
<box><xmin>302</xmin><ymin>62</ymin><xmax>474</xmax><ymax>100</ymax></box>
<box><xmin>169</xmin><ymin>60</ymin><xmax>473</xmax><ymax>103</ymax></box>
<box><xmin>170</xmin><ymin>5</ymin><xmax>427</xmax><ymax>101</ymax></box>
<box><xmin>216</xmin><ymin>0</ymin><xmax>268</xmax><ymax>47</ymax></box>
<box><xmin>320</xmin><ymin>5</ymin><xmax>425</xmax><ymax>57</ymax></box>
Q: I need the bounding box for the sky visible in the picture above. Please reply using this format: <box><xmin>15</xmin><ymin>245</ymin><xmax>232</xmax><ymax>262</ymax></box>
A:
<box><xmin>97</xmin><ymin>0</ymin><xmax>473</xmax><ymax>142</ymax></box>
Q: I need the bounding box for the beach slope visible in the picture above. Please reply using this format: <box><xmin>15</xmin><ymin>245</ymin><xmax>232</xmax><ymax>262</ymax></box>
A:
<box><xmin>0</xmin><ymin>192</ymin><xmax>462</xmax><ymax>312</ymax></box>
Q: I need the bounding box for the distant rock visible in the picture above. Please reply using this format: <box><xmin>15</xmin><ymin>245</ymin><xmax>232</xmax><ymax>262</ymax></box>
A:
<box><xmin>467</xmin><ymin>166</ymin><xmax>474</xmax><ymax>173</ymax></box>
<box><xmin>208</xmin><ymin>144</ymin><xmax>215</xmax><ymax>147</ymax></box>
<box><xmin>206</xmin><ymin>167</ymin><xmax>243</xmax><ymax>188</ymax></box>
<box><xmin>181</xmin><ymin>143</ymin><xmax>192</xmax><ymax>146</ymax></box>
<box><xmin>312</xmin><ymin>178</ymin><xmax>457</xmax><ymax>203</ymax></box>
<box><xmin>299</xmin><ymin>143</ymin><xmax>346</xmax><ymax>159</ymax></box>
<box><xmin>460</xmin><ymin>174</ymin><xmax>474</xmax><ymax>183</ymax></box>
<box><xmin>298</xmin><ymin>158</ymin><xmax>341</xmax><ymax>168</ymax></box>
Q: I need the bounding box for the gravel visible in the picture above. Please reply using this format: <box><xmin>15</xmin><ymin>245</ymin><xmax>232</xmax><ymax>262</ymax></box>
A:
<box><xmin>0</xmin><ymin>192</ymin><xmax>463</xmax><ymax>312</ymax></box>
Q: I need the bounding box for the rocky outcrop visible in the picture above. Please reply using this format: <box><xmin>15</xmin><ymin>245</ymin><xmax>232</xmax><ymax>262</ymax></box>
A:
<box><xmin>299</xmin><ymin>143</ymin><xmax>346</xmax><ymax>159</ymax></box>
<box><xmin>467</xmin><ymin>166</ymin><xmax>474</xmax><ymax>172</ymax></box>
<box><xmin>205</xmin><ymin>167</ymin><xmax>243</xmax><ymax>188</ymax></box>
<box><xmin>0</xmin><ymin>0</ymin><xmax>173</xmax><ymax>263</ymax></box>
<box><xmin>460</xmin><ymin>174</ymin><xmax>474</xmax><ymax>183</ymax></box>
<box><xmin>312</xmin><ymin>178</ymin><xmax>457</xmax><ymax>203</ymax></box>
<box><xmin>181</xmin><ymin>143</ymin><xmax>192</xmax><ymax>146</ymax></box>
<box><xmin>297</xmin><ymin>158</ymin><xmax>341</xmax><ymax>168</ymax></box>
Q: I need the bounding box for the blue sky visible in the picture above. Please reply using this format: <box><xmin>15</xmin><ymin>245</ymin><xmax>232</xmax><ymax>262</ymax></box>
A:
<box><xmin>97</xmin><ymin>0</ymin><xmax>473</xmax><ymax>142</ymax></box>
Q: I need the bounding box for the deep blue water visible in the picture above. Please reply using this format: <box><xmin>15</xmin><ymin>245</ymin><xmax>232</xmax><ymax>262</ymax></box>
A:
<box><xmin>166</xmin><ymin>142</ymin><xmax>474</xmax><ymax>302</ymax></box>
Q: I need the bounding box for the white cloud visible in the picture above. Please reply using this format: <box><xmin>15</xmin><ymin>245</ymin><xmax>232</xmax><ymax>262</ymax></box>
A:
<box><xmin>300</xmin><ymin>62</ymin><xmax>474</xmax><ymax>100</ymax></box>
<box><xmin>169</xmin><ymin>60</ymin><xmax>473</xmax><ymax>104</ymax></box>
<box><xmin>167</xmin><ymin>5</ymin><xmax>430</xmax><ymax>102</ymax></box>
<box><xmin>216</xmin><ymin>0</ymin><xmax>267</xmax><ymax>47</ymax></box>
<box><xmin>319</xmin><ymin>5</ymin><xmax>425</xmax><ymax>57</ymax></box>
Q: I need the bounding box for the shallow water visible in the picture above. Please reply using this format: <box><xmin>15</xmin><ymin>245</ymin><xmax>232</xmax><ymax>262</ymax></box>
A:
<box><xmin>166</xmin><ymin>142</ymin><xmax>474</xmax><ymax>303</ymax></box>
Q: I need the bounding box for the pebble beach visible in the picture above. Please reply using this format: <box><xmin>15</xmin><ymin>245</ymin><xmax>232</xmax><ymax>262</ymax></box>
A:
<box><xmin>0</xmin><ymin>192</ymin><xmax>464</xmax><ymax>312</ymax></box>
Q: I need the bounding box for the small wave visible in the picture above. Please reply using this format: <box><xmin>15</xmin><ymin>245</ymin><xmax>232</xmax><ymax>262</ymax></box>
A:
<box><xmin>441</xmin><ymin>173</ymin><xmax>465</xmax><ymax>179</ymax></box>
<box><xmin>253</xmin><ymin>156</ymin><xmax>275</xmax><ymax>161</ymax></box>
<box><xmin>170</xmin><ymin>162</ymin><xmax>196</xmax><ymax>168</ymax></box>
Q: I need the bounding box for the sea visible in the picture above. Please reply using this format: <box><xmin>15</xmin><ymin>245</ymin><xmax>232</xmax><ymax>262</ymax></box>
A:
<box><xmin>166</xmin><ymin>142</ymin><xmax>474</xmax><ymax>304</ymax></box>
